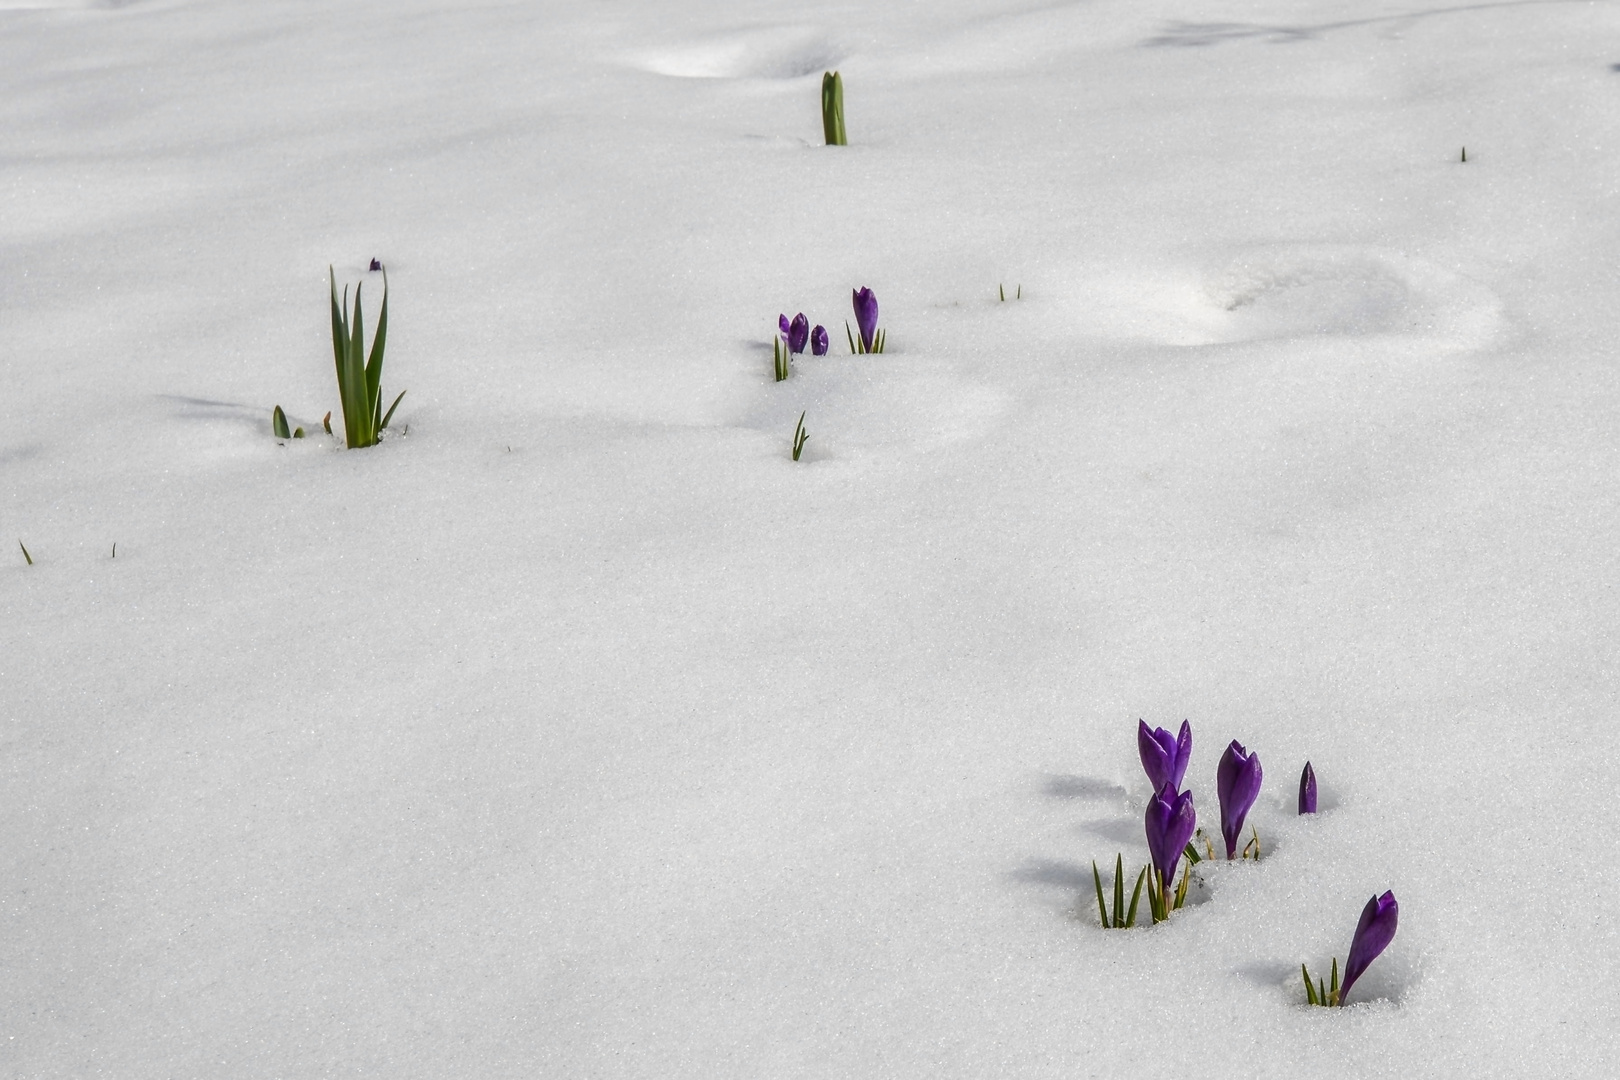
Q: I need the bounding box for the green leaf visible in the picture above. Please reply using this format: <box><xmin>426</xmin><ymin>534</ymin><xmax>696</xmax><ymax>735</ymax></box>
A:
<box><xmin>380</xmin><ymin>390</ymin><xmax>406</xmax><ymax>431</ymax></box>
<box><xmin>1302</xmin><ymin>965</ymin><xmax>1318</xmax><ymax>1006</ymax></box>
<box><xmin>1112</xmin><ymin>854</ymin><xmax>1125</xmax><ymax>925</ymax></box>
<box><xmin>19</xmin><ymin>540</ymin><xmax>32</xmax><ymax>566</ymax></box>
<box><xmin>845</xmin><ymin>321</ymin><xmax>857</xmax><ymax>354</ymax></box>
<box><xmin>821</xmin><ymin>71</ymin><xmax>846</xmax><ymax>146</ymax></box>
<box><xmin>1125</xmin><ymin>866</ymin><xmax>1145</xmax><ymax>928</ymax></box>
<box><xmin>272</xmin><ymin>405</ymin><xmax>290</xmax><ymax>440</ymax></box>
<box><xmin>1182</xmin><ymin>841</ymin><xmax>1201</xmax><ymax>865</ymax></box>
<box><xmin>1092</xmin><ymin>861</ymin><xmax>1108</xmax><ymax>928</ymax></box>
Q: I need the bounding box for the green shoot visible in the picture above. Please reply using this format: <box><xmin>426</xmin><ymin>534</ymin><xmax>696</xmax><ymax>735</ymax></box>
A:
<box><xmin>1461</xmin><ymin>146</ymin><xmax>1467</xmax><ymax>163</ymax></box>
<box><xmin>329</xmin><ymin>266</ymin><xmax>405</xmax><ymax>448</ymax></box>
<box><xmin>773</xmin><ymin>337</ymin><xmax>790</xmax><ymax>382</ymax></box>
<box><xmin>792</xmin><ymin>411</ymin><xmax>809</xmax><ymax>461</ymax></box>
<box><xmin>293</xmin><ymin>426</ymin><xmax>305</xmax><ymax>438</ymax></box>
<box><xmin>322</xmin><ymin>411</ymin><xmax>332</xmax><ymax>435</ymax></box>
<box><xmin>19</xmin><ymin>540</ymin><xmax>32</xmax><ymax>565</ymax></box>
<box><xmin>821</xmin><ymin>71</ymin><xmax>846</xmax><ymax>146</ymax></box>
<box><xmin>1241</xmin><ymin>824</ymin><xmax>1261</xmax><ymax>861</ymax></box>
<box><xmin>111</xmin><ymin>543</ymin><xmax>116</xmax><ymax>559</ymax></box>
<box><xmin>1302</xmin><ymin>957</ymin><xmax>1341</xmax><ymax>1006</ymax></box>
<box><xmin>1092</xmin><ymin>855</ymin><xmax>1146</xmax><ymax>929</ymax></box>
<box><xmin>845</xmin><ymin>320</ymin><xmax>886</xmax><ymax>354</ymax></box>
<box><xmin>999</xmin><ymin>283</ymin><xmax>1004</xmax><ymax>302</ymax></box>
<box><xmin>1145</xmin><ymin>861</ymin><xmax>1192</xmax><ymax>924</ymax></box>
<box><xmin>273</xmin><ymin>405</ymin><xmax>291</xmax><ymax>439</ymax></box>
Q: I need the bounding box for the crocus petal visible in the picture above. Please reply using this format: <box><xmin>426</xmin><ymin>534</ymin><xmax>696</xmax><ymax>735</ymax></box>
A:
<box><xmin>852</xmin><ymin>287</ymin><xmax>879</xmax><ymax>351</ymax></box>
<box><xmin>1299</xmin><ymin>761</ymin><xmax>1318</xmax><ymax>815</ymax></box>
<box><xmin>789</xmin><ymin>313</ymin><xmax>810</xmax><ymax>355</ymax></box>
<box><xmin>779</xmin><ymin>314</ymin><xmax>791</xmax><ymax>338</ymax></box>
<box><xmin>1339</xmin><ymin>891</ymin><xmax>1398</xmax><ymax>1004</ymax></box>
<box><xmin>368</xmin><ymin>258</ymin><xmax>382</xmax><ymax>272</ymax></box>
<box><xmin>1217</xmin><ymin>740</ymin><xmax>1263</xmax><ymax>858</ymax></box>
<box><xmin>1137</xmin><ymin>720</ymin><xmax>1191</xmax><ymax>793</ymax></box>
<box><xmin>1144</xmin><ymin>782</ymin><xmax>1197</xmax><ymax>889</ymax></box>
<box><xmin>811</xmin><ymin>325</ymin><xmax>828</xmax><ymax>356</ymax></box>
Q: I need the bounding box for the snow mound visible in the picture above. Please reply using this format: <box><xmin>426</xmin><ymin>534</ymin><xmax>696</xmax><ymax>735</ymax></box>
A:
<box><xmin>630</xmin><ymin>26</ymin><xmax>844</xmax><ymax>80</ymax></box>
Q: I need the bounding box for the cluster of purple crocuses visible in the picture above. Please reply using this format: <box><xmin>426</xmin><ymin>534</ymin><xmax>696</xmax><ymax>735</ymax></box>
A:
<box><xmin>778</xmin><ymin>312</ymin><xmax>830</xmax><ymax>359</ymax></box>
<box><xmin>1123</xmin><ymin>720</ymin><xmax>1398</xmax><ymax>1007</ymax></box>
<box><xmin>771</xmin><ymin>287</ymin><xmax>885</xmax><ymax>380</ymax></box>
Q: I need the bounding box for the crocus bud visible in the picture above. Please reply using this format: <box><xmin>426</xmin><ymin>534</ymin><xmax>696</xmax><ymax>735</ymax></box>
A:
<box><xmin>852</xmin><ymin>287</ymin><xmax>879</xmax><ymax>351</ymax></box>
<box><xmin>1217</xmin><ymin>740</ymin><xmax>1262</xmax><ymax>859</ymax></box>
<box><xmin>789</xmin><ymin>313</ymin><xmax>810</xmax><ymax>355</ymax></box>
<box><xmin>811</xmin><ymin>325</ymin><xmax>828</xmax><ymax>355</ymax></box>
<box><xmin>1144</xmin><ymin>782</ymin><xmax>1196</xmax><ymax>892</ymax></box>
<box><xmin>779</xmin><ymin>314</ymin><xmax>791</xmax><ymax>338</ymax></box>
<box><xmin>1138</xmin><ymin>720</ymin><xmax>1191</xmax><ymax>795</ymax></box>
<box><xmin>369</xmin><ymin>258</ymin><xmax>382</xmax><ymax>271</ymax></box>
<box><xmin>1338</xmin><ymin>891</ymin><xmax>1398</xmax><ymax>1005</ymax></box>
<box><xmin>1299</xmin><ymin>761</ymin><xmax>1317</xmax><ymax>815</ymax></box>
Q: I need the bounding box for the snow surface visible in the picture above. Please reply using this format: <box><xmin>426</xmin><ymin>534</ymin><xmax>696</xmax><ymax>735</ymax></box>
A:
<box><xmin>4</xmin><ymin>0</ymin><xmax>1620</xmax><ymax>1076</ymax></box>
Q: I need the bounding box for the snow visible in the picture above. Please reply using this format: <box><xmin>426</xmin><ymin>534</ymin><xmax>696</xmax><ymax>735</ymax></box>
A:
<box><xmin>4</xmin><ymin>0</ymin><xmax>1619</xmax><ymax>1076</ymax></box>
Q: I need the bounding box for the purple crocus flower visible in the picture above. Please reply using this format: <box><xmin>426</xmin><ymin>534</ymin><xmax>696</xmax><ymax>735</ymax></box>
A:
<box><xmin>1138</xmin><ymin>720</ymin><xmax>1192</xmax><ymax>795</ymax></box>
<box><xmin>852</xmin><ymin>286</ymin><xmax>879</xmax><ymax>351</ymax></box>
<box><xmin>1216</xmin><ymin>740</ymin><xmax>1263</xmax><ymax>859</ymax></box>
<box><xmin>1299</xmin><ymin>761</ymin><xmax>1317</xmax><ymax>815</ymax></box>
<box><xmin>788</xmin><ymin>313</ymin><xmax>810</xmax><ymax>355</ymax></box>
<box><xmin>811</xmin><ymin>325</ymin><xmax>828</xmax><ymax>356</ymax></box>
<box><xmin>1338</xmin><ymin>891</ymin><xmax>1398</xmax><ymax>1005</ymax></box>
<box><xmin>369</xmin><ymin>258</ymin><xmax>382</xmax><ymax>272</ymax></box>
<box><xmin>779</xmin><ymin>314</ymin><xmax>791</xmax><ymax>339</ymax></box>
<box><xmin>1144</xmin><ymin>782</ymin><xmax>1197</xmax><ymax>891</ymax></box>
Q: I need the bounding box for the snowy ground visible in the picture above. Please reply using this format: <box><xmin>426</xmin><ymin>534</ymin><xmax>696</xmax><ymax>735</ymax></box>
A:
<box><xmin>5</xmin><ymin>0</ymin><xmax>1620</xmax><ymax>1076</ymax></box>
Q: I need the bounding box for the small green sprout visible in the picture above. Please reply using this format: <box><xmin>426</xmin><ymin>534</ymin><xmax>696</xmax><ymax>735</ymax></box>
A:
<box><xmin>792</xmin><ymin>411</ymin><xmax>809</xmax><ymax>461</ymax></box>
<box><xmin>273</xmin><ymin>405</ymin><xmax>291</xmax><ymax>439</ymax></box>
<box><xmin>1303</xmin><ymin>958</ymin><xmax>1340</xmax><ymax>1006</ymax></box>
<box><xmin>998</xmin><ymin>284</ymin><xmax>1022</xmax><ymax>302</ymax></box>
<box><xmin>1092</xmin><ymin>854</ymin><xmax>1147</xmax><ymax>929</ymax></box>
<box><xmin>1461</xmin><ymin>146</ymin><xmax>1467</xmax><ymax>163</ymax></box>
<box><xmin>329</xmin><ymin>266</ymin><xmax>405</xmax><ymax>449</ymax></box>
<box><xmin>821</xmin><ymin>71</ymin><xmax>846</xmax><ymax>146</ymax></box>
<box><xmin>19</xmin><ymin>540</ymin><xmax>32</xmax><ymax>565</ymax></box>
<box><xmin>773</xmin><ymin>336</ymin><xmax>790</xmax><ymax>382</ymax></box>
<box><xmin>1144</xmin><ymin>860</ymin><xmax>1192</xmax><ymax>924</ymax></box>
<box><xmin>843</xmin><ymin>321</ymin><xmax>885</xmax><ymax>354</ymax></box>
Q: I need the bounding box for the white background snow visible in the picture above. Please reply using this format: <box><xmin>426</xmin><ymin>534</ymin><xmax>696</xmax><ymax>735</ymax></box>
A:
<box><xmin>4</xmin><ymin>0</ymin><xmax>1619</xmax><ymax>1076</ymax></box>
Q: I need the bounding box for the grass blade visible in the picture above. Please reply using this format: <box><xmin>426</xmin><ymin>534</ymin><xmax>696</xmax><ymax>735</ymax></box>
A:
<box><xmin>365</xmin><ymin>269</ymin><xmax>389</xmax><ymax>429</ymax></box>
<box><xmin>379</xmin><ymin>390</ymin><xmax>406</xmax><ymax>431</ymax></box>
<box><xmin>1125</xmin><ymin>866</ymin><xmax>1145</xmax><ymax>928</ymax></box>
<box><xmin>1303</xmin><ymin>965</ymin><xmax>1319</xmax><ymax>1006</ymax></box>
<box><xmin>19</xmin><ymin>540</ymin><xmax>32</xmax><ymax>565</ymax></box>
<box><xmin>1112</xmin><ymin>854</ymin><xmax>1125</xmax><ymax>925</ymax></box>
<box><xmin>1092</xmin><ymin>861</ymin><xmax>1108</xmax><ymax>928</ymax></box>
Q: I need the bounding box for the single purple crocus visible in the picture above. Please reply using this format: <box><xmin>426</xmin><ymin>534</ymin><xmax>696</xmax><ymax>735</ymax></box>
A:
<box><xmin>1338</xmin><ymin>891</ymin><xmax>1398</xmax><ymax>1005</ymax></box>
<box><xmin>788</xmin><ymin>313</ymin><xmax>810</xmax><ymax>355</ymax></box>
<box><xmin>1144</xmin><ymin>782</ymin><xmax>1197</xmax><ymax>891</ymax></box>
<box><xmin>852</xmin><ymin>286</ymin><xmax>879</xmax><ymax>351</ymax></box>
<box><xmin>1138</xmin><ymin>719</ymin><xmax>1192</xmax><ymax>795</ymax></box>
<box><xmin>779</xmin><ymin>313</ymin><xmax>791</xmax><ymax>339</ymax></box>
<box><xmin>811</xmin><ymin>325</ymin><xmax>828</xmax><ymax>356</ymax></box>
<box><xmin>1216</xmin><ymin>740</ymin><xmax>1263</xmax><ymax>859</ymax></box>
<box><xmin>1299</xmin><ymin>761</ymin><xmax>1317</xmax><ymax>815</ymax></box>
<box><xmin>369</xmin><ymin>258</ymin><xmax>382</xmax><ymax>272</ymax></box>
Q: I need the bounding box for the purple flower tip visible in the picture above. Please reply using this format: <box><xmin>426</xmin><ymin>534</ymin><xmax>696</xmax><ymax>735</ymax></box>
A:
<box><xmin>779</xmin><ymin>314</ymin><xmax>791</xmax><ymax>338</ymax></box>
<box><xmin>811</xmin><ymin>325</ymin><xmax>828</xmax><ymax>356</ymax></box>
<box><xmin>1138</xmin><ymin>719</ymin><xmax>1192</xmax><ymax>795</ymax></box>
<box><xmin>1216</xmin><ymin>740</ymin><xmax>1263</xmax><ymax>859</ymax></box>
<box><xmin>1339</xmin><ymin>891</ymin><xmax>1398</xmax><ymax>1004</ymax></box>
<box><xmin>1299</xmin><ymin>761</ymin><xmax>1318</xmax><ymax>815</ymax></box>
<box><xmin>788</xmin><ymin>313</ymin><xmax>810</xmax><ymax>355</ymax></box>
<box><xmin>1144</xmin><ymin>782</ymin><xmax>1197</xmax><ymax>891</ymax></box>
<box><xmin>852</xmin><ymin>286</ymin><xmax>879</xmax><ymax>351</ymax></box>
<box><xmin>369</xmin><ymin>258</ymin><xmax>382</xmax><ymax>272</ymax></box>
